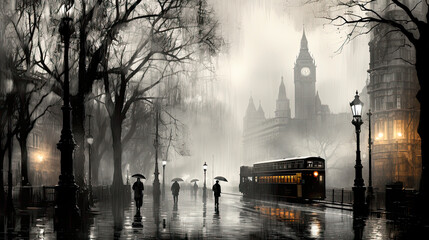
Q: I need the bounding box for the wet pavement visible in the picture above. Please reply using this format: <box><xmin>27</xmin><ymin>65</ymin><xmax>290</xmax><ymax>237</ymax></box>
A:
<box><xmin>1</xmin><ymin>189</ymin><xmax>427</xmax><ymax>239</ymax></box>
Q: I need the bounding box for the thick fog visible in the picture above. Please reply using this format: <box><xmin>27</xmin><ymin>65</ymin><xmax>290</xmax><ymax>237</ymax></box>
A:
<box><xmin>95</xmin><ymin>0</ymin><xmax>370</xmax><ymax>188</ymax></box>
<box><xmin>212</xmin><ymin>0</ymin><xmax>368</xmax><ymax>118</ymax></box>
<box><xmin>1</xmin><ymin>0</ymin><xmax>371</xmax><ymax>190</ymax></box>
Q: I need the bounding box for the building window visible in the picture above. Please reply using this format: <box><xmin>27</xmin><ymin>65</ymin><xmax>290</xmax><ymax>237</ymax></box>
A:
<box><xmin>31</xmin><ymin>133</ymin><xmax>40</xmax><ymax>149</ymax></box>
<box><xmin>375</xmin><ymin>98</ymin><xmax>383</xmax><ymax>111</ymax></box>
<box><xmin>394</xmin><ymin>120</ymin><xmax>404</xmax><ymax>139</ymax></box>
<box><xmin>397</xmin><ymin>96</ymin><xmax>401</xmax><ymax>109</ymax></box>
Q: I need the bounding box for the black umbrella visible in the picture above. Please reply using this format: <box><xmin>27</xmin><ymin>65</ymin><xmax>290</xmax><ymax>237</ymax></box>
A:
<box><xmin>190</xmin><ymin>179</ymin><xmax>199</xmax><ymax>182</ymax></box>
<box><xmin>214</xmin><ymin>176</ymin><xmax>228</xmax><ymax>182</ymax></box>
<box><xmin>131</xmin><ymin>174</ymin><xmax>146</xmax><ymax>179</ymax></box>
<box><xmin>171</xmin><ymin>177</ymin><xmax>184</xmax><ymax>182</ymax></box>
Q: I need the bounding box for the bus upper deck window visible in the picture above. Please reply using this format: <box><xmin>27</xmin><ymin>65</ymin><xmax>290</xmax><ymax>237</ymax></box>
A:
<box><xmin>307</xmin><ymin>161</ymin><xmax>313</xmax><ymax>167</ymax></box>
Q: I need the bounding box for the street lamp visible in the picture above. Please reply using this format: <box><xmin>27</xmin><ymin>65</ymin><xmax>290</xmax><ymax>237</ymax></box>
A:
<box><xmin>203</xmin><ymin>162</ymin><xmax>207</xmax><ymax>199</ymax></box>
<box><xmin>153</xmin><ymin>106</ymin><xmax>160</xmax><ymax>202</ymax></box>
<box><xmin>87</xmin><ymin>115</ymin><xmax>94</xmax><ymax>207</ymax></box>
<box><xmin>55</xmin><ymin>1</ymin><xmax>80</xmax><ymax>230</ymax></box>
<box><xmin>350</xmin><ymin>91</ymin><xmax>366</xmax><ymax>217</ymax></box>
<box><xmin>162</xmin><ymin>160</ymin><xmax>166</xmax><ymax>200</ymax></box>
<box><xmin>366</xmin><ymin>109</ymin><xmax>374</xmax><ymax>210</ymax></box>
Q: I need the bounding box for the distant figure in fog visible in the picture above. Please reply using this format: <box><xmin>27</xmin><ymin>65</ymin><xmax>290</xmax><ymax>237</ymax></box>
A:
<box><xmin>171</xmin><ymin>181</ymin><xmax>180</xmax><ymax>204</ymax></box>
<box><xmin>212</xmin><ymin>180</ymin><xmax>221</xmax><ymax>209</ymax></box>
<box><xmin>193</xmin><ymin>182</ymin><xmax>199</xmax><ymax>198</ymax></box>
<box><xmin>132</xmin><ymin>178</ymin><xmax>144</xmax><ymax>211</ymax></box>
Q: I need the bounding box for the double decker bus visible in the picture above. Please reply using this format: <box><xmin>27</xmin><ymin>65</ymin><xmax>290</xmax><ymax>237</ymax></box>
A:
<box><xmin>239</xmin><ymin>156</ymin><xmax>325</xmax><ymax>200</ymax></box>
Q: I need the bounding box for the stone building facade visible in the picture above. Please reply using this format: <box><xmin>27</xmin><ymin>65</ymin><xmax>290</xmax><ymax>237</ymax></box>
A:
<box><xmin>367</xmin><ymin>2</ymin><xmax>422</xmax><ymax>189</ymax></box>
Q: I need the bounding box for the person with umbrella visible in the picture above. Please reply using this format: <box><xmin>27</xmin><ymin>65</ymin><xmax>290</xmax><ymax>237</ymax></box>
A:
<box><xmin>171</xmin><ymin>180</ymin><xmax>180</xmax><ymax>204</ymax></box>
<box><xmin>193</xmin><ymin>182</ymin><xmax>199</xmax><ymax>198</ymax></box>
<box><xmin>212</xmin><ymin>180</ymin><xmax>221</xmax><ymax>210</ymax></box>
<box><xmin>132</xmin><ymin>174</ymin><xmax>145</xmax><ymax>212</ymax></box>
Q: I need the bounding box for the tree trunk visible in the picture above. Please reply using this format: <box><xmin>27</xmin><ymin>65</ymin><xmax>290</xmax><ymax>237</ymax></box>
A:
<box><xmin>71</xmin><ymin>95</ymin><xmax>86</xmax><ymax>188</ymax></box>
<box><xmin>0</xmin><ymin>149</ymin><xmax>6</xmax><ymax>210</ymax></box>
<box><xmin>18</xmin><ymin>136</ymin><xmax>30</xmax><ymax>186</ymax></box>
<box><xmin>91</xmin><ymin>153</ymin><xmax>101</xmax><ymax>186</ymax></box>
<box><xmin>111</xmin><ymin>115</ymin><xmax>124</xmax><ymax>187</ymax></box>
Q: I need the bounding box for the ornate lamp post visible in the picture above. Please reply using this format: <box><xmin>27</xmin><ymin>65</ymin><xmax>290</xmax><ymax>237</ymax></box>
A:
<box><xmin>153</xmin><ymin>106</ymin><xmax>160</xmax><ymax>202</ymax></box>
<box><xmin>162</xmin><ymin>160</ymin><xmax>166</xmax><ymax>200</ymax></box>
<box><xmin>203</xmin><ymin>162</ymin><xmax>207</xmax><ymax>199</ymax></box>
<box><xmin>87</xmin><ymin>115</ymin><xmax>94</xmax><ymax>207</ymax></box>
<box><xmin>350</xmin><ymin>91</ymin><xmax>366</xmax><ymax>217</ymax></box>
<box><xmin>366</xmin><ymin>109</ymin><xmax>374</xmax><ymax>210</ymax></box>
<box><xmin>55</xmin><ymin>2</ymin><xmax>80</xmax><ymax>230</ymax></box>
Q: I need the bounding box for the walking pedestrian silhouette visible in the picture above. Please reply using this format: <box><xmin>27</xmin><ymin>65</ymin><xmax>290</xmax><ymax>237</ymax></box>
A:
<box><xmin>212</xmin><ymin>180</ymin><xmax>221</xmax><ymax>211</ymax></box>
<box><xmin>171</xmin><ymin>180</ymin><xmax>180</xmax><ymax>204</ymax></box>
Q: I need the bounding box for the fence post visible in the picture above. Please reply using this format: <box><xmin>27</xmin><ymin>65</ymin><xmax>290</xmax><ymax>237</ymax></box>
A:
<box><xmin>332</xmin><ymin>189</ymin><xmax>335</xmax><ymax>203</ymax></box>
<box><xmin>350</xmin><ymin>191</ymin><xmax>352</xmax><ymax>204</ymax></box>
<box><xmin>341</xmin><ymin>188</ymin><xmax>344</xmax><ymax>205</ymax></box>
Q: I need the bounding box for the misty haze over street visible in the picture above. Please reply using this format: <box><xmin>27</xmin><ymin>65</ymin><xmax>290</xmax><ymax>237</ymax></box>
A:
<box><xmin>1</xmin><ymin>0</ymin><xmax>428</xmax><ymax>239</ymax></box>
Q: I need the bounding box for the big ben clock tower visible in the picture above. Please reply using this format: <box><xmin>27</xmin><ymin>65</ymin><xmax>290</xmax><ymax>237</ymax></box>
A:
<box><xmin>294</xmin><ymin>28</ymin><xmax>316</xmax><ymax>120</ymax></box>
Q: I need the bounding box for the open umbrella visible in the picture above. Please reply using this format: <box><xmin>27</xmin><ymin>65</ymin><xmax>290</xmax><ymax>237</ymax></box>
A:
<box><xmin>171</xmin><ymin>177</ymin><xmax>184</xmax><ymax>182</ymax></box>
<box><xmin>214</xmin><ymin>176</ymin><xmax>228</xmax><ymax>182</ymax></box>
<box><xmin>190</xmin><ymin>179</ymin><xmax>199</xmax><ymax>182</ymax></box>
<box><xmin>132</xmin><ymin>174</ymin><xmax>146</xmax><ymax>179</ymax></box>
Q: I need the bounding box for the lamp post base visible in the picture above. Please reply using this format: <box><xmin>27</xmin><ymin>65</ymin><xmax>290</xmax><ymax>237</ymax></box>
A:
<box><xmin>54</xmin><ymin>182</ymin><xmax>80</xmax><ymax>232</ymax></box>
<box><xmin>353</xmin><ymin>186</ymin><xmax>367</xmax><ymax>217</ymax></box>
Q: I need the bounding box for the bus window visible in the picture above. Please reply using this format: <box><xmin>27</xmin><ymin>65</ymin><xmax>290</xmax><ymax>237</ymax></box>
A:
<box><xmin>307</xmin><ymin>161</ymin><xmax>313</xmax><ymax>167</ymax></box>
<box><xmin>320</xmin><ymin>175</ymin><xmax>323</xmax><ymax>182</ymax></box>
<box><xmin>297</xmin><ymin>173</ymin><xmax>302</xmax><ymax>183</ymax></box>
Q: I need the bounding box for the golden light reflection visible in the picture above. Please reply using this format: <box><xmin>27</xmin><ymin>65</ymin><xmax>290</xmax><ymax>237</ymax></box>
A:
<box><xmin>378</xmin><ymin>133</ymin><xmax>383</xmax><ymax>138</ymax></box>
<box><xmin>397</xmin><ymin>132</ymin><xmax>402</xmax><ymax>137</ymax></box>
<box><xmin>37</xmin><ymin>154</ymin><xmax>44</xmax><ymax>162</ymax></box>
<box><xmin>254</xmin><ymin>206</ymin><xmax>300</xmax><ymax>222</ymax></box>
<box><xmin>310</xmin><ymin>222</ymin><xmax>321</xmax><ymax>238</ymax></box>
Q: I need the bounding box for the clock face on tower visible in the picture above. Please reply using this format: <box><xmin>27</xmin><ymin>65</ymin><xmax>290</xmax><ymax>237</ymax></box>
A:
<box><xmin>301</xmin><ymin>67</ymin><xmax>310</xmax><ymax>76</ymax></box>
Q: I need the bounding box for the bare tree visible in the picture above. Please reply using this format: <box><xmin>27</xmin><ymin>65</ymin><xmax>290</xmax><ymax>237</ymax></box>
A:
<box><xmin>326</xmin><ymin>0</ymin><xmax>429</xmax><ymax>219</ymax></box>
<box><xmin>99</xmin><ymin>0</ymin><xmax>220</xmax><ymax>189</ymax></box>
<box><xmin>1</xmin><ymin>1</ymin><xmax>57</xmax><ymax>187</ymax></box>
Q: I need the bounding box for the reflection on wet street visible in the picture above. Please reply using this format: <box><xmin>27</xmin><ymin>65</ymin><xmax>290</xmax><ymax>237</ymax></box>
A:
<box><xmin>0</xmin><ymin>191</ymin><xmax>426</xmax><ymax>239</ymax></box>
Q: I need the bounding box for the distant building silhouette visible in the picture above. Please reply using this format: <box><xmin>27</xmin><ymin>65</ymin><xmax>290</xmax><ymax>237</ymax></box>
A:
<box><xmin>294</xmin><ymin>29</ymin><xmax>317</xmax><ymax>120</ymax></box>
<box><xmin>243</xmin><ymin>29</ymin><xmax>334</xmax><ymax>165</ymax></box>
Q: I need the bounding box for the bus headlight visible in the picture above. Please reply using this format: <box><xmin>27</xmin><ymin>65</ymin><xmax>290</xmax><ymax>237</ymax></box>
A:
<box><xmin>313</xmin><ymin>171</ymin><xmax>319</xmax><ymax>177</ymax></box>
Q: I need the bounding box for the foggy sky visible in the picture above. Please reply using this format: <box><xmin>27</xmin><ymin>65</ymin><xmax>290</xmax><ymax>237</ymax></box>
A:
<box><xmin>212</xmin><ymin>0</ymin><xmax>369</xmax><ymax>124</ymax></box>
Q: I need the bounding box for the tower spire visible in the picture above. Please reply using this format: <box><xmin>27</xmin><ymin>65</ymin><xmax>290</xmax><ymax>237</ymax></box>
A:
<box><xmin>301</xmin><ymin>27</ymin><xmax>308</xmax><ymax>50</ymax></box>
<box><xmin>277</xmin><ymin>76</ymin><xmax>287</xmax><ymax>100</ymax></box>
<box><xmin>275</xmin><ymin>76</ymin><xmax>291</xmax><ymax>119</ymax></box>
